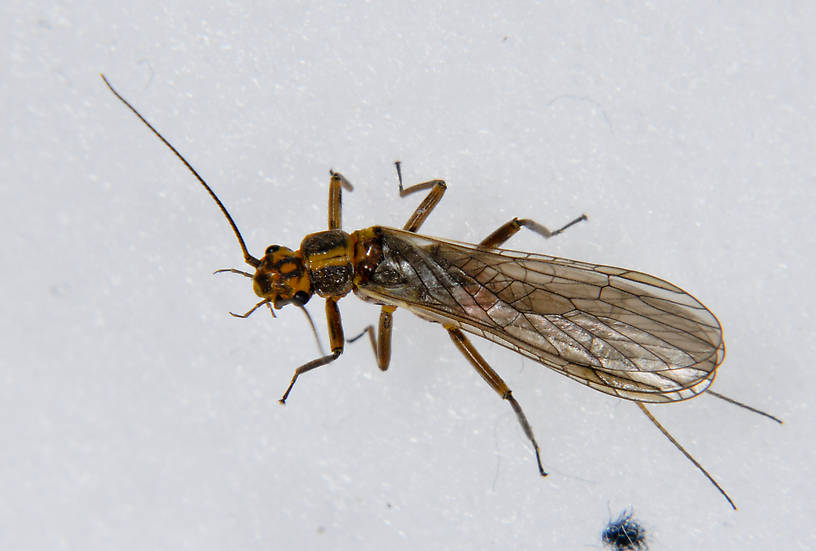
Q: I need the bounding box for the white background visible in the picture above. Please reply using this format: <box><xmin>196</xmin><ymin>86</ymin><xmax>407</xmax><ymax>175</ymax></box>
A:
<box><xmin>2</xmin><ymin>2</ymin><xmax>813</xmax><ymax>549</ymax></box>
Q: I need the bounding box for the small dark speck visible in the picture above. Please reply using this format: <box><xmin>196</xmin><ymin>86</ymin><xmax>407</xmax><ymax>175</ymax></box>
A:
<box><xmin>316</xmin><ymin>526</ymin><xmax>326</xmax><ymax>534</ymax></box>
<box><xmin>502</xmin><ymin>36</ymin><xmax>509</xmax><ymax>42</ymax></box>
<box><xmin>602</xmin><ymin>509</ymin><xmax>647</xmax><ymax>551</ymax></box>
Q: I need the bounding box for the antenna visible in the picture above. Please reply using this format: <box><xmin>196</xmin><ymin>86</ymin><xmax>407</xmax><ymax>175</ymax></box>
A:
<box><xmin>101</xmin><ymin>74</ymin><xmax>260</xmax><ymax>268</ymax></box>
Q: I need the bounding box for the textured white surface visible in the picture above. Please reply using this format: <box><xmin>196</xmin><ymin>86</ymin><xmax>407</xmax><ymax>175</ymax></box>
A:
<box><xmin>2</xmin><ymin>2</ymin><xmax>813</xmax><ymax>549</ymax></box>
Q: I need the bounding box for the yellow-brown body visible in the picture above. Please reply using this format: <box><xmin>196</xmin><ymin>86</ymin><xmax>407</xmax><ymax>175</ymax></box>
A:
<box><xmin>103</xmin><ymin>72</ymin><xmax>777</xmax><ymax>509</ymax></box>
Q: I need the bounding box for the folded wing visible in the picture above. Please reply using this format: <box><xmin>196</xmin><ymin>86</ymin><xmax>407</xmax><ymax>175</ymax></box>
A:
<box><xmin>354</xmin><ymin>227</ymin><xmax>725</xmax><ymax>403</ymax></box>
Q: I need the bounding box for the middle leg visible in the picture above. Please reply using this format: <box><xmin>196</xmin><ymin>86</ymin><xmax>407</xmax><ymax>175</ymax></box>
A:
<box><xmin>352</xmin><ymin>162</ymin><xmax>445</xmax><ymax>366</ymax></box>
<box><xmin>347</xmin><ymin>305</ymin><xmax>396</xmax><ymax>371</ymax></box>
<box><xmin>394</xmin><ymin>161</ymin><xmax>448</xmax><ymax>233</ymax></box>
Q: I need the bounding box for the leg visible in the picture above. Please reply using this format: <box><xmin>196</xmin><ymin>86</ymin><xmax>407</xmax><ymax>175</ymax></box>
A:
<box><xmin>347</xmin><ymin>305</ymin><xmax>396</xmax><ymax>371</ymax></box>
<box><xmin>328</xmin><ymin>170</ymin><xmax>353</xmax><ymax>230</ymax></box>
<box><xmin>279</xmin><ymin>298</ymin><xmax>345</xmax><ymax>403</ymax></box>
<box><xmin>446</xmin><ymin>326</ymin><xmax>546</xmax><ymax>476</ymax></box>
<box><xmin>479</xmin><ymin>215</ymin><xmax>588</xmax><ymax>249</ymax></box>
<box><xmin>394</xmin><ymin>161</ymin><xmax>447</xmax><ymax>233</ymax></box>
<box><xmin>347</xmin><ymin>162</ymin><xmax>441</xmax><ymax>357</ymax></box>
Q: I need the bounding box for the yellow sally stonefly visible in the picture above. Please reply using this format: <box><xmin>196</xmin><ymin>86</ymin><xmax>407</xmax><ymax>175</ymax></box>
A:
<box><xmin>103</xmin><ymin>74</ymin><xmax>780</xmax><ymax>510</ymax></box>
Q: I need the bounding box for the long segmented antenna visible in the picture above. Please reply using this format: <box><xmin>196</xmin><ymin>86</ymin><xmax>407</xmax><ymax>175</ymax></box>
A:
<box><xmin>101</xmin><ymin>74</ymin><xmax>260</xmax><ymax>268</ymax></box>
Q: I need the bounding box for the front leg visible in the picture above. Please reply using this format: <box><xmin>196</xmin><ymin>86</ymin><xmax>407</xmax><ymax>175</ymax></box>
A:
<box><xmin>328</xmin><ymin>170</ymin><xmax>353</xmax><ymax>230</ymax></box>
<box><xmin>279</xmin><ymin>298</ymin><xmax>345</xmax><ymax>403</ymax></box>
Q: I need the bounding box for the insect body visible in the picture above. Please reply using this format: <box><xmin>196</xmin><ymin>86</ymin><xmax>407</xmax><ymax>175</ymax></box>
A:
<box><xmin>102</xmin><ymin>74</ymin><xmax>777</xmax><ymax>510</ymax></box>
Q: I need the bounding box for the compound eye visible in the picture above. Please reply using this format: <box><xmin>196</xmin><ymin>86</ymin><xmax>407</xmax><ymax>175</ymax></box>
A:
<box><xmin>293</xmin><ymin>290</ymin><xmax>310</xmax><ymax>305</ymax></box>
<box><xmin>265</xmin><ymin>245</ymin><xmax>280</xmax><ymax>255</ymax></box>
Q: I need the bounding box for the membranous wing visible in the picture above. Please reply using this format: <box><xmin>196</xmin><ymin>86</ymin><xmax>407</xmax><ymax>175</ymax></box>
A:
<box><xmin>354</xmin><ymin>227</ymin><xmax>725</xmax><ymax>402</ymax></box>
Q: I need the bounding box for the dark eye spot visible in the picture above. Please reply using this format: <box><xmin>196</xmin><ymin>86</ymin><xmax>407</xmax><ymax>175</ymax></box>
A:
<box><xmin>266</xmin><ymin>245</ymin><xmax>280</xmax><ymax>255</ymax></box>
<box><xmin>294</xmin><ymin>291</ymin><xmax>310</xmax><ymax>305</ymax></box>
